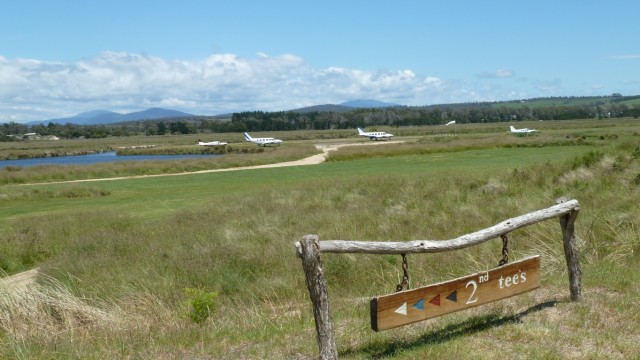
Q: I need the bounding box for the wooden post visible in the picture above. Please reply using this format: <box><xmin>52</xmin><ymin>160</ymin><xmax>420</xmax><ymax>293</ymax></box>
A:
<box><xmin>297</xmin><ymin>234</ymin><xmax>338</xmax><ymax>360</ymax></box>
<box><xmin>295</xmin><ymin>200</ymin><xmax>581</xmax><ymax>357</ymax></box>
<box><xmin>557</xmin><ymin>198</ymin><xmax>582</xmax><ymax>301</ymax></box>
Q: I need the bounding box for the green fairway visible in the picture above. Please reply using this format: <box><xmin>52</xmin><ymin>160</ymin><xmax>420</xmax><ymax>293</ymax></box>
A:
<box><xmin>3</xmin><ymin>145</ymin><xmax>594</xmax><ymax>221</ymax></box>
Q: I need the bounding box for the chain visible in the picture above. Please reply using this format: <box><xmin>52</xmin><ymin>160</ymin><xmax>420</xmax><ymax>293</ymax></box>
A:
<box><xmin>498</xmin><ymin>234</ymin><xmax>509</xmax><ymax>266</ymax></box>
<box><xmin>395</xmin><ymin>254</ymin><xmax>410</xmax><ymax>292</ymax></box>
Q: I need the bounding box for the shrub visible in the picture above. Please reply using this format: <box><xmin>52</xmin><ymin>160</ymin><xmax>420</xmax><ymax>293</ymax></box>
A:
<box><xmin>183</xmin><ymin>288</ymin><xmax>219</xmax><ymax>324</ymax></box>
<box><xmin>571</xmin><ymin>150</ymin><xmax>604</xmax><ymax>169</ymax></box>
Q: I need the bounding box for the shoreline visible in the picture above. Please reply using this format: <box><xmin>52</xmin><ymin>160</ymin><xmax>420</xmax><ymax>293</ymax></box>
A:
<box><xmin>17</xmin><ymin>141</ymin><xmax>404</xmax><ymax>186</ymax></box>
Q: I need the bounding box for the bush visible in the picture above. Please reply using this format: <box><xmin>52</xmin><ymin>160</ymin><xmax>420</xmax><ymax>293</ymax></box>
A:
<box><xmin>571</xmin><ymin>150</ymin><xmax>604</xmax><ymax>169</ymax></box>
<box><xmin>183</xmin><ymin>288</ymin><xmax>219</xmax><ymax>324</ymax></box>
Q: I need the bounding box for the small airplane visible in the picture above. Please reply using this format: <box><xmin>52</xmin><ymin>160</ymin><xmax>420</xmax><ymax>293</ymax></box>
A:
<box><xmin>357</xmin><ymin>127</ymin><xmax>394</xmax><ymax>140</ymax></box>
<box><xmin>197</xmin><ymin>139</ymin><xmax>227</xmax><ymax>147</ymax></box>
<box><xmin>509</xmin><ymin>126</ymin><xmax>538</xmax><ymax>134</ymax></box>
<box><xmin>243</xmin><ymin>132</ymin><xmax>283</xmax><ymax>146</ymax></box>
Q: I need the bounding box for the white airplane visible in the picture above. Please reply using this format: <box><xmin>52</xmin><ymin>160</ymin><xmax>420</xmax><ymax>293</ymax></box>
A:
<box><xmin>357</xmin><ymin>127</ymin><xmax>394</xmax><ymax>140</ymax></box>
<box><xmin>243</xmin><ymin>132</ymin><xmax>283</xmax><ymax>146</ymax></box>
<box><xmin>509</xmin><ymin>126</ymin><xmax>538</xmax><ymax>134</ymax></box>
<box><xmin>197</xmin><ymin>139</ymin><xmax>227</xmax><ymax>147</ymax></box>
<box><xmin>445</xmin><ymin>121</ymin><xmax>456</xmax><ymax>126</ymax></box>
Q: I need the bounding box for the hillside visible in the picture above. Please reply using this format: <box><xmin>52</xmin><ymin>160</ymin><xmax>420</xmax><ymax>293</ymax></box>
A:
<box><xmin>340</xmin><ymin>99</ymin><xmax>401</xmax><ymax>108</ymax></box>
<box><xmin>28</xmin><ymin>108</ymin><xmax>196</xmax><ymax>126</ymax></box>
<box><xmin>288</xmin><ymin>100</ymin><xmax>401</xmax><ymax>113</ymax></box>
<box><xmin>489</xmin><ymin>94</ymin><xmax>640</xmax><ymax>109</ymax></box>
<box><xmin>288</xmin><ymin>104</ymin><xmax>354</xmax><ymax>113</ymax></box>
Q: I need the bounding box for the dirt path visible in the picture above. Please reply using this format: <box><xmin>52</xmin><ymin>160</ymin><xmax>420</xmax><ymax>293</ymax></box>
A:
<box><xmin>20</xmin><ymin>140</ymin><xmax>404</xmax><ymax>186</ymax></box>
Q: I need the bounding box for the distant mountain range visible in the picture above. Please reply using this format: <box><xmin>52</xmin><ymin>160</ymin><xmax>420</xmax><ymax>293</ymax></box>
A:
<box><xmin>12</xmin><ymin>94</ymin><xmax>640</xmax><ymax>126</ymax></box>
<box><xmin>288</xmin><ymin>99</ymin><xmax>402</xmax><ymax>113</ymax></box>
<box><xmin>24</xmin><ymin>99</ymin><xmax>402</xmax><ymax>125</ymax></box>
<box><xmin>27</xmin><ymin>108</ymin><xmax>196</xmax><ymax>126</ymax></box>
<box><xmin>340</xmin><ymin>99</ymin><xmax>401</xmax><ymax>108</ymax></box>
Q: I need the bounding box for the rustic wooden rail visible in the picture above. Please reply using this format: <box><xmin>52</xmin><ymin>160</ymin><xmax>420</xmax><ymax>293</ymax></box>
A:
<box><xmin>295</xmin><ymin>198</ymin><xmax>581</xmax><ymax>360</ymax></box>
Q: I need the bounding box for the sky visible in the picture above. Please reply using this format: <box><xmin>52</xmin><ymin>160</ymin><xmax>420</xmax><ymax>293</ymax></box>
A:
<box><xmin>1</xmin><ymin>0</ymin><xmax>639</xmax><ymax>123</ymax></box>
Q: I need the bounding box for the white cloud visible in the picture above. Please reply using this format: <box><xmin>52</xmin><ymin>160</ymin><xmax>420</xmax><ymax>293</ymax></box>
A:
<box><xmin>424</xmin><ymin>76</ymin><xmax>443</xmax><ymax>86</ymax></box>
<box><xmin>1</xmin><ymin>52</ymin><xmax>439</xmax><ymax>121</ymax></box>
<box><xmin>0</xmin><ymin>52</ymin><xmax>568</xmax><ymax>122</ymax></box>
<box><xmin>476</xmin><ymin>69</ymin><xmax>515</xmax><ymax>79</ymax></box>
<box><xmin>533</xmin><ymin>78</ymin><xmax>563</xmax><ymax>93</ymax></box>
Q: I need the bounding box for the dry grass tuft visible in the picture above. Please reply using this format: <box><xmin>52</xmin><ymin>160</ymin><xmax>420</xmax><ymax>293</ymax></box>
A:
<box><xmin>0</xmin><ymin>276</ymin><xmax>122</xmax><ymax>339</ymax></box>
<box><xmin>558</xmin><ymin>167</ymin><xmax>594</xmax><ymax>185</ymax></box>
<box><xmin>480</xmin><ymin>178</ymin><xmax>507</xmax><ymax>195</ymax></box>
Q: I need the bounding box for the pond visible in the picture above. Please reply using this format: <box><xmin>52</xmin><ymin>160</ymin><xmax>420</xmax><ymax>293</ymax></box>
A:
<box><xmin>0</xmin><ymin>151</ymin><xmax>223</xmax><ymax>168</ymax></box>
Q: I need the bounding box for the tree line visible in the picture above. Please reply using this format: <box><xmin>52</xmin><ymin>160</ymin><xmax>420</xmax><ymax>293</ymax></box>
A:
<box><xmin>227</xmin><ymin>102</ymin><xmax>640</xmax><ymax>132</ymax></box>
<box><xmin>2</xmin><ymin>100</ymin><xmax>639</xmax><ymax>140</ymax></box>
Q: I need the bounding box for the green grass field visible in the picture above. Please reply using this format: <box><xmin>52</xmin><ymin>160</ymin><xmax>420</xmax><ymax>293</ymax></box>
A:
<box><xmin>1</xmin><ymin>119</ymin><xmax>639</xmax><ymax>359</ymax></box>
<box><xmin>1</xmin><ymin>145</ymin><xmax>591</xmax><ymax>221</ymax></box>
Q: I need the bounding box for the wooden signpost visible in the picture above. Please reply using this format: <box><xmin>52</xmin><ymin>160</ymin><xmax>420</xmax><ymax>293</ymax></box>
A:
<box><xmin>371</xmin><ymin>256</ymin><xmax>541</xmax><ymax>331</ymax></box>
<box><xmin>296</xmin><ymin>199</ymin><xmax>580</xmax><ymax>359</ymax></box>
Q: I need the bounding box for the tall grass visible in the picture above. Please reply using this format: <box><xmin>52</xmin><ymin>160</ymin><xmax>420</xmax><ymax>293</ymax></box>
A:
<box><xmin>0</xmin><ymin>125</ymin><xmax>639</xmax><ymax>358</ymax></box>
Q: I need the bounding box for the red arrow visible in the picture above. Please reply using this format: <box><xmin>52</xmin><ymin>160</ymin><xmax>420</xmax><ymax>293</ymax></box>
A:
<box><xmin>429</xmin><ymin>294</ymin><xmax>441</xmax><ymax>306</ymax></box>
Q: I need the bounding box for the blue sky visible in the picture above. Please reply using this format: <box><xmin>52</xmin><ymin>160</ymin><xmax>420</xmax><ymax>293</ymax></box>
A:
<box><xmin>1</xmin><ymin>0</ymin><xmax>639</xmax><ymax>122</ymax></box>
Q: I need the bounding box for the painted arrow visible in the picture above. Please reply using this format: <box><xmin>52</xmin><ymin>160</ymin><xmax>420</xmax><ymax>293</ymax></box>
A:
<box><xmin>395</xmin><ymin>302</ymin><xmax>407</xmax><ymax>315</ymax></box>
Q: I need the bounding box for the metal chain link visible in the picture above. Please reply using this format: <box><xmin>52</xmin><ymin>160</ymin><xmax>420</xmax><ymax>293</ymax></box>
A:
<box><xmin>498</xmin><ymin>234</ymin><xmax>509</xmax><ymax>266</ymax></box>
<box><xmin>396</xmin><ymin>254</ymin><xmax>409</xmax><ymax>292</ymax></box>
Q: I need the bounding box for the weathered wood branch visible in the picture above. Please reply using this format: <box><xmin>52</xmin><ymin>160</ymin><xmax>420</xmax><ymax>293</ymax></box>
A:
<box><xmin>309</xmin><ymin>199</ymin><xmax>579</xmax><ymax>254</ymax></box>
<box><xmin>559</xmin><ymin>198</ymin><xmax>582</xmax><ymax>301</ymax></box>
<box><xmin>298</xmin><ymin>235</ymin><xmax>338</xmax><ymax>360</ymax></box>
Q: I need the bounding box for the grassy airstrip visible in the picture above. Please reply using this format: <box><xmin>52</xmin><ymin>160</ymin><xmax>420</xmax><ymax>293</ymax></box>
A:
<box><xmin>1</xmin><ymin>119</ymin><xmax>639</xmax><ymax>359</ymax></box>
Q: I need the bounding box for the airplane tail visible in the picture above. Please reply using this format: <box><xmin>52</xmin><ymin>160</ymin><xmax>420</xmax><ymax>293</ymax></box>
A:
<box><xmin>357</xmin><ymin>128</ymin><xmax>365</xmax><ymax>135</ymax></box>
<box><xmin>510</xmin><ymin>126</ymin><xmax>517</xmax><ymax>132</ymax></box>
<box><xmin>243</xmin><ymin>132</ymin><xmax>252</xmax><ymax>141</ymax></box>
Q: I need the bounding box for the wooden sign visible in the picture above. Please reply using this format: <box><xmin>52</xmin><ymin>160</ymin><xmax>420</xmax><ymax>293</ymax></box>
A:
<box><xmin>370</xmin><ymin>255</ymin><xmax>540</xmax><ymax>331</ymax></box>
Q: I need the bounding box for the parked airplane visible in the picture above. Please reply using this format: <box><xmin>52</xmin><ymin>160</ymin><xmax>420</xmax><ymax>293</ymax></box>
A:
<box><xmin>509</xmin><ymin>126</ymin><xmax>538</xmax><ymax>134</ymax></box>
<box><xmin>243</xmin><ymin>132</ymin><xmax>283</xmax><ymax>146</ymax></box>
<box><xmin>197</xmin><ymin>139</ymin><xmax>227</xmax><ymax>147</ymax></box>
<box><xmin>357</xmin><ymin>128</ymin><xmax>394</xmax><ymax>140</ymax></box>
